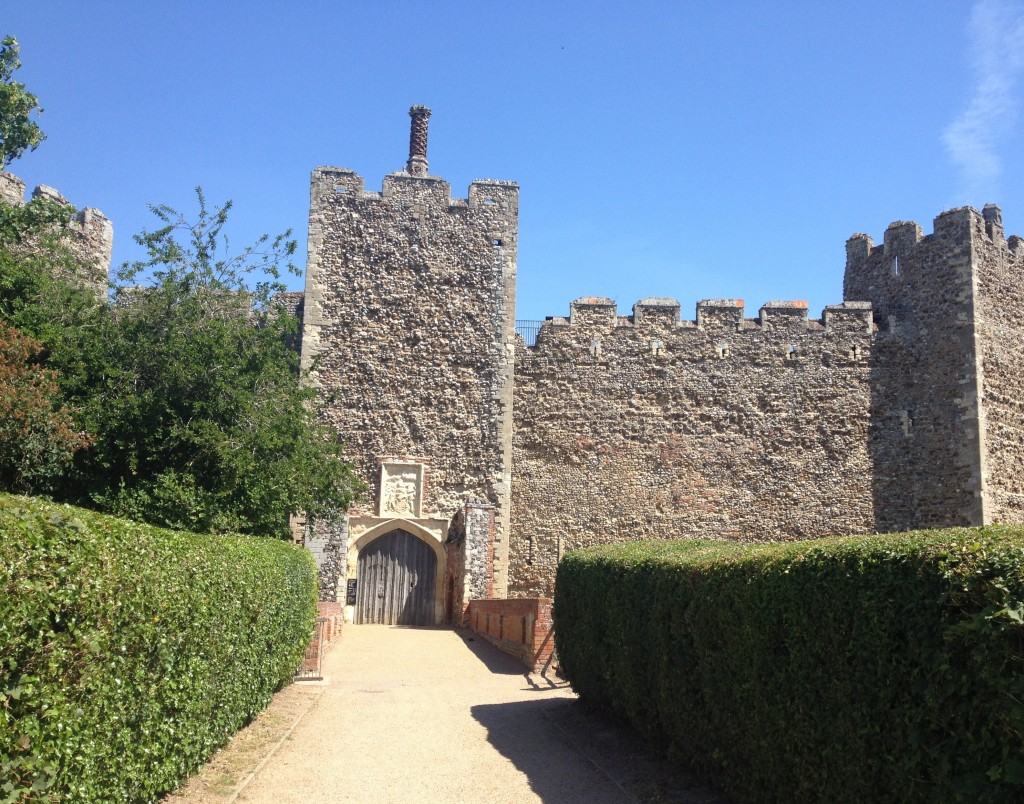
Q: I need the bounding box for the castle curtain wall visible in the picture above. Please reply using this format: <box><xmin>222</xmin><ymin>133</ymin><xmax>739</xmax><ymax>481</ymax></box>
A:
<box><xmin>286</xmin><ymin>111</ymin><xmax>1024</xmax><ymax>605</ymax></box>
<box><xmin>0</xmin><ymin>171</ymin><xmax>112</xmax><ymax>298</ymax></box>
<box><xmin>509</xmin><ymin>298</ymin><xmax>875</xmax><ymax>597</ymax></box>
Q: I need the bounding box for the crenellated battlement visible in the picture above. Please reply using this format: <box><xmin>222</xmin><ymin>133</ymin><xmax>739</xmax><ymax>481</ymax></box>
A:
<box><xmin>633</xmin><ymin>297</ymin><xmax>681</xmax><ymax>328</ymax></box>
<box><xmin>531</xmin><ymin>296</ymin><xmax>872</xmax><ymax>347</ymax></box>
<box><xmin>883</xmin><ymin>220</ymin><xmax>923</xmax><ymax>255</ymax></box>
<box><xmin>842</xmin><ymin>205</ymin><xmax>1024</xmax><ymax>336</ymax></box>
<box><xmin>844</xmin><ymin>206</ymin><xmax>1012</xmax><ymax>295</ymax></box>
<box><xmin>310</xmin><ymin>166</ymin><xmax>519</xmax><ymax>216</ymax></box>
<box><xmin>0</xmin><ymin>170</ymin><xmax>112</xmax><ymax>295</ymax></box>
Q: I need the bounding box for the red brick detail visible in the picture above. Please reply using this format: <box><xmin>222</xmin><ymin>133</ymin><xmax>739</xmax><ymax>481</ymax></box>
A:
<box><xmin>485</xmin><ymin>515</ymin><xmax>496</xmax><ymax>600</ymax></box>
<box><xmin>467</xmin><ymin>598</ymin><xmax>554</xmax><ymax>673</ymax></box>
<box><xmin>318</xmin><ymin>601</ymin><xmax>344</xmax><ymax>653</ymax></box>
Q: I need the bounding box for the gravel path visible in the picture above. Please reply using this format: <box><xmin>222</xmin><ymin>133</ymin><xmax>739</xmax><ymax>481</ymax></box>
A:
<box><xmin>236</xmin><ymin>626</ymin><xmax>728</xmax><ymax>804</ymax></box>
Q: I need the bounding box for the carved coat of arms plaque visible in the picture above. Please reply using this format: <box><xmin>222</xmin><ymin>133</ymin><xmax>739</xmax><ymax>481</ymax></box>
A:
<box><xmin>379</xmin><ymin>462</ymin><xmax>424</xmax><ymax>518</ymax></box>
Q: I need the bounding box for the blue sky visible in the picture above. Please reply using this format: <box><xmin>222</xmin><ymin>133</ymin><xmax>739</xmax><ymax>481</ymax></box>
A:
<box><xmin>6</xmin><ymin>1</ymin><xmax>1024</xmax><ymax>321</ymax></box>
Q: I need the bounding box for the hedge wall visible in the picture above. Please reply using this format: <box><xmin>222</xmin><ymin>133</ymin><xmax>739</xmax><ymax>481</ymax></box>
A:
<box><xmin>555</xmin><ymin>528</ymin><xmax>1024</xmax><ymax>803</ymax></box>
<box><xmin>0</xmin><ymin>494</ymin><xmax>318</xmax><ymax>802</ymax></box>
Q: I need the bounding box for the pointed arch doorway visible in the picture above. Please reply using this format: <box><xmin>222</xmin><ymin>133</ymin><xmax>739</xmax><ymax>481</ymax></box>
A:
<box><xmin>354</xmin><ymin>528</ymin><xmax>437</xmax><ymax>625</ymax></box>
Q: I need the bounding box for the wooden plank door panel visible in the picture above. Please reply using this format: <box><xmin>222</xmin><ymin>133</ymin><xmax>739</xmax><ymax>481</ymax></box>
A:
<box><xmin>355</xmin><ymin>529</ymin><xmax>436</xmax><ymax>625</ymax></box>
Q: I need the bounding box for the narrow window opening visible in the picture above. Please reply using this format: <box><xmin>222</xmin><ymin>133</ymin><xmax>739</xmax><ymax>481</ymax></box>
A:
<box><xmin>901</xmin><ymin>409</ymin><xmax>914</xmax><ymax>437</ymax></box>
<box><xmin>484</xmin><ymin>198</ymin><xmax>496</xmax><ymax>206</ymax></box>
<box><xmin>850</xmin><ymin>344</ymin><xmax>863</xmax><ymax>360</ymax></box>
<box><xmin>786</xmin><ymin>344</ymin><xmax>798</xmax><ymax>361</ymax></box>
<box><xmin>892</xmin><ymin>255</ymin><xmax>900</xmax><ymax>276</ymax></box>
<box><xmin>718</xmin><ymin>342</ymin><xmax>730</xmax><ymax>359</ymax></box>
<box><xmin>492</xmin><ymin>239</ymin><xmax>503</xmax><ymax>247</ymax></box>
<box><xmin>651</xmin><ymin>339</ymin><xmax>663</xmax><ymax>357</ymax></box>
<box><xmin>591</xmin><ymin>339</ymin><xmax>601</xmax><ymax>357</ymax></box>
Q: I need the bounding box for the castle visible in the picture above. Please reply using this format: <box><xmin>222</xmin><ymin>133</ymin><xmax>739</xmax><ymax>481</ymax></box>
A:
<box><xmin>7</xmin><ymin>110</ymin><xmax>1021</xmax><ymax>629</ymax></box>
<box><xmin>290</xmin><ymin>107</ymin><xmax>1024</xmax><ymax>625</ymax></box>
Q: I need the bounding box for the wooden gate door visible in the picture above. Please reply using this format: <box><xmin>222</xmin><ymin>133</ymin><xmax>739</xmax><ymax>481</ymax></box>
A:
<box><xmin>355</xmin><ymin>529</ymin><xmax>437</xmax><ymax>625</ymax></box>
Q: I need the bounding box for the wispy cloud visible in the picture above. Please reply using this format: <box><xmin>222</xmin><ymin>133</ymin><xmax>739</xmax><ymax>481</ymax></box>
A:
<box><xmin>943</xmin><ymin>0</ymin><xmax>1024</xmax><ymax>202</ymax></box>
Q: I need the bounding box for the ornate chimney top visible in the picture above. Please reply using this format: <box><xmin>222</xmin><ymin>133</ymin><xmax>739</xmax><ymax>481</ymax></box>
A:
<box><xmin>406</xmin><ymin>105</ymin><xmax>432</xmax><ymax>176</ymax></box>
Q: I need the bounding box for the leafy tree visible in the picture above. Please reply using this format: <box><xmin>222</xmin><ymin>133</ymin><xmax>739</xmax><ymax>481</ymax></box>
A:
<box><xmin>0</xmin><ymin>36</ymin><xmax>45</xmax><ymax>168</ymax></box>
<box><xmin>64</xmin><ymin>190</ymin><xmax>362</xmax><ymax>537</ymax></box>
<box><xmin>0</xmin><ymin>34</ymin><xmax>355</xmax><ymax>534</ymax></box>
<box><xmin>0</xmin><ymin>322</ymin><xmax>92</xmax><ymax>493</ymax></box>
<box><xmin>0</xmin><ymin>197</ymin><xmax>102</xmax><ymax>350</ymax></box>
<box><xmin>0</xmin><ymin>54</ymin><xmax>103</xmax><ymax>496</ymax></box>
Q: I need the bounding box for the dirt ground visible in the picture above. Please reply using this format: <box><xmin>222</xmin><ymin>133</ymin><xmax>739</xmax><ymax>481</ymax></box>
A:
<box><xmin>163</xmin><ymin>627</ymin><xmax>727</xmax><ymax>804</ymax></box>
<box><xmin>163</xmin><ymin>683</ymin><xmax>323</xmax><ymax>802</ymax></box>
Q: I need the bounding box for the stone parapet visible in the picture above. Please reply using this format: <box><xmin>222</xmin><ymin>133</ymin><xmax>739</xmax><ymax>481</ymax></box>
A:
<box><xmin>528</xmin><ymin>296</ymin><xmax>872</xmax><ymax>352</ymax></box>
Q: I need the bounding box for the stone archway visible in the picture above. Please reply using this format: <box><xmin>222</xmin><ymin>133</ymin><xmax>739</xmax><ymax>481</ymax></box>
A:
<box><xmin>354</xmin><ymin>528</ymin><xmax>438</xmax><ymax>625</ymax></box>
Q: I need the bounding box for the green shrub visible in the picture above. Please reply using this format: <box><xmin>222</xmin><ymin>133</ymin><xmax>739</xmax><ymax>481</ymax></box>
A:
<box><xmin>555</xmin><ymin>529</ymin><xmax>1024</xmax><ymax>803</ymax></box>
<box><xmin>0</xmin><ymin>494</ymin><xmax>317</xmax><ymax>802</ymax></box>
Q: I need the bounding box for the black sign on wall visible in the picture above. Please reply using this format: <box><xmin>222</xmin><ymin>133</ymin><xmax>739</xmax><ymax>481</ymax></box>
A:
<box><xmin>346</xmin><ymin>579</ymin><xmax>358</xmax><ymax>606</ymax></box>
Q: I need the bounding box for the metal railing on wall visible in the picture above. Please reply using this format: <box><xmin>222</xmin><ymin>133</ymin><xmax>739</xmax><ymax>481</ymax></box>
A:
<box><xmin>515</xmin><ymin>320</ymin><xmax>543</xmax><ymax>347</ymax></box>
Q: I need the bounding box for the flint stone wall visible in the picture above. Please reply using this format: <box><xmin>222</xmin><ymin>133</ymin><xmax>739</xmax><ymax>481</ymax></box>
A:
<box><xmin>299</xmin><ymin>167</ymin><xmax>518</xmax><ymax>600</ymax></box>
<box><xmin>509</xmin><ymin>298</ymin><xmax>874</xmax><ymax>596</ymax></box>
<box><xmin>845</xmin><ymin>208</ymin><xmax>991</xmax><ymax>531</ymax></box>
<box><xmin>289</xmin><ymin>137</ymin><xmax>1024</xmax><ymax>605</ymax></box>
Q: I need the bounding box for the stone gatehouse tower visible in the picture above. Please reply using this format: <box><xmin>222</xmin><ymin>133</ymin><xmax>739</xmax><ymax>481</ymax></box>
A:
<box><xmin>293</xmin><ymin>107</ymin><xmax>1024</xmax><ymax>622</ymax></box>
<box><xmin>298</xmin><ymin>107</ymin><xmax>518</xmax><ymax>624</ymax></box>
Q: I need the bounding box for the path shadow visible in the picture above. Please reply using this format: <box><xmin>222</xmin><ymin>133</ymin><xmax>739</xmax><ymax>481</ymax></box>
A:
<box><xmin>471</xmin><ymin>697</ymin><xmax>732</xmax><ymax>804</ymax></box>
<box><xmin>453</xmin><ymin>628</ymin><xmax>558</xmax><ymax>682</ymax></box>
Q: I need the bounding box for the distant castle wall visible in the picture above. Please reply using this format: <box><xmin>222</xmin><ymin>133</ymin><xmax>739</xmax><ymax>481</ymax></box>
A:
<box><xmin>0</xmin><ymin>171</ymin><xmax>113</xmax><ymax>295</ymax></box>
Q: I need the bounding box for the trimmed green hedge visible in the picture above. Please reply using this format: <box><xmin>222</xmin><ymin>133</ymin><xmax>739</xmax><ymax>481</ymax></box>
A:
<box><xmin>0</xmin><ymin>494</ymin><xmax>318</xmax><ymax>802</ymax></box>
<box><xmin>555</xmin><ymin>529</ymin><xmax>1024</xmax><ymax>803</ymax></box>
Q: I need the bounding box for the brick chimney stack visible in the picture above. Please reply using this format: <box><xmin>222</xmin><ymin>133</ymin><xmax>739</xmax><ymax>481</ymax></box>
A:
<box><xmin>406</xmin><ymin>105</ymin><xmax>431</xmax><ymax>176</ymax></box>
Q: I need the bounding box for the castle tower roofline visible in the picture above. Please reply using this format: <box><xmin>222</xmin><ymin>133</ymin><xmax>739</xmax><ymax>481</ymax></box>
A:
<box><xmin>883</xmin><ymin>221</ymin><xmax>923</xmax><ymax>255</ymax></box>
<box><xmin>842</xmin><ymin>205</ymin><xmax>1023</xmax><ymax>285</ymax></box>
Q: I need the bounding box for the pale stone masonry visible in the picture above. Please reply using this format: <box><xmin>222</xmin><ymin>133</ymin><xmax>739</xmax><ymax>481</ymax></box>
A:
<box><xmin>0</xmin><ymin>171</ymin><xmax>112</xmax><ymax>297</ymax></box>
<box><xmin>289</xmin><ymin>108</ymin><xmax>1024</xmax><ymax>616</ymax></box>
